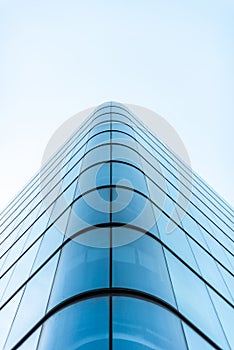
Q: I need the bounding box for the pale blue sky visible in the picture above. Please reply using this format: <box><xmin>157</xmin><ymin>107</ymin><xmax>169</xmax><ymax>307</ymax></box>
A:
<box><xmin>0</xmin><ymin>0</ymin><xmax>233</xmax><ymax>210</ymax></box>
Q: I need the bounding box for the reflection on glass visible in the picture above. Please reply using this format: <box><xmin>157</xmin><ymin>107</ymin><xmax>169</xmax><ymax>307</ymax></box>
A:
<box><xmin>81</xmin><ymin>144</ymin><xmax>110</xmax><ymax>171</ymax></box>
<box><xmin>209</xmin><ymin>288</ymin><xmax>234</xmax><ymax>349</ymax></box>
<box><xmin>188</xmin><ymin>238</ymin><xmax>233</xmax><ymax>303</ymax></box>
<box><xmin>113</xmin><ymin>297</ymin><xmax>187</xmax><ymax>350</ymax></box>
<box><xmin>86</xmin><ymin>131</ymin><xmax>110</xmax><ymax>149</ymax></box>
<box><xmin>75</xmin><ymin>162</ymin><xmax>110</xmax><ymax>198</ymax></box>
<box><xmin>112</xmin><ymin>188</ymin><xmax>155</xmax><ymax>233</ymax></box>
<box><xmin>0</xmin><ymin>290</ymin><xmax>23</xmax><ymax>350</ymax></box>
<box><xmin>0</xmin><ymin>239</ymin><xmax>41</xmax><ymax>306</ymax></box>
<box><xmin>38</xmin><ymin>298</ymin><xmax>109</xmax><ymax>350</ymax></box>
<box><xmin>157</xmin><ymin>212</ymin><xmax>198</xmax><ymax>271</ymax></box>
<box><xmin>68</xmin><ymin>190</ymin><xmax>110</xmax><ymax>233</ymax></box>
<box><xmin>165</xmin><ymin>251</ymin><xmax>229</xmax><ymax>350</ymax></box>
<box><xmin>112</xmin><ymin>230</ymin><xmax>175</xmax><ymax>305</ymax></box>
<box><xmin>3</xmin><ymin>256</ymin><xmax>58</xmax><ymax>350</ymax></box>
<box><xmin>183</xmin><ymin>323</ymin><xmax>214</xmax><ymax>350</ymax></box>
<box><xmin>48</xmin><ymin>229</ymin><xmax>110</xmax><ymax>309</ymax></box>
<box><xmin>19</xmin><ymin>328</ymin><xmax>41</xmax><ymax>350</ymax></box>
<box><xmin>112</xmin><ymin>162</ymin><xmax>148</xmax><ymax>196</ymax></box>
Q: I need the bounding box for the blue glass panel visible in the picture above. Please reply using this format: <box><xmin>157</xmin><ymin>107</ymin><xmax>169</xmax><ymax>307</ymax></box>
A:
<box><xmin>113</xmin><ymin>297</ymin><xmax>187</xmax><ymax>350</ymax></box>
<box><xmin>40</xmin><ymin>182</ymin><xmax>62</xmax><ymax>214</ymax></box>
<box><xmin>188</xmin><ymin>195</ymin><xmax>234</xmax><ymax>251</ymax></box>
<box><xmin>112</xmin><ymin>231</ymin><xmax>175</xmax><ymax>305</ymax></box>
<box><xmin>61</xmin><ymin>151</ymin><xmax>82</xmax><ymax>185</ymax></box>
<box><xmin>151</xmin><ymin>188</ymin><xmax>182</xmax><ymax>232</ymax></box>
<box><xmin>0</xmin><ymin>177</ymin><xmax>40</xmax><ymax>230</ymax></box>
<box><xmin>112</xmin><ymin>130</ymin><xmax>133</xmax><ymax>141</ymax></box>
<box><xmin>88</xmin><ymin>122</ymin><xmax>108</xmax><ymax>136</ymax></box>
<box><xmin>165</xmin><ymin>251</ymin><xmax>229</xmax><ymax>349</ymax></box>
<box><xmin>50</xmin><ymin>182</ymin><xmax>76</xmax><ymax>221</ymax></box>
<box><xmin>86</xmin><ymin>131</ymin><xmax>110</xmax><ymax>149</ymax></box>
<box><xmin>0</xmin><ymin>200</ymin><xmax>33</xmax><ymax>237</ymax></box>
<box><xmin>0</xmin><ymin>201</ymin><xmax>41</xmax><ymax>254</ymax></box>
<box><xmin>0</xmin><ymin>289</ymin><xmax>24</xmax><ymax>349</ymax></box>
<box><xmin>156</xmin><ymin>212</ymin><xmax>198</xmax><ymax>271</ymax></box>
<box><xmin>139</xmin><ymin>154</ymin><xmax>166</xmax><ymax>195</ymax></box>
<box><xmin>111</xmin><ymin>121</ymin><xmax>135</xmax><ymax>136</ymax></box>
<box><xmin>218</xmin><ymin>264</ymin><xmax>234</xmax><ymax>298</ymax></box>
<box><xmin>112</xmin><ymin>144</ymin><xmax>142</xmax><ymax>167</ymax></box>
<box><xmin>30</xmin><ymin>209</ymin><xmax>69</xmax><ymax>273</ymax></box>
<box><xmin>88</xmin><ymin>122</ymin><xmax>111</xmax><ymax>136</ymax></box>
<box><xmin>111</xmin><ymin>111</ymin><xmax>132</xmax><ymax>123</ymax></box>
<box><xmin>38</xmin><ymin>298</ymin><xmax>109</xmax><ymax>350</ymax></box>
<box><xmin>199</xmin><ymin>226</ymin><xmax>233</xmax><ymax>274</ymax></box>
<box><xmin>188</xmin><ymin>238</ymin><xmax>233</xmax><ymax>303</ymax></box>
<box><xmin>22</xmin><ymin>209</ymin><xmax>50</xmax><ymax>251</ymax></box>
<box><xmin>208</xmin><ymin>220</ymin><xmax>234</xmax><ymax>253</ymax></box>
<box><xmin>0</xmin><ymin>214</ymin><xmax>19</xmax><ymax>247</ymax></box>
<box><xmin>0</xmin><ymin>228</ymin><xmax>19</xmax><ymax>272</ymax></box>
<box><xmin>0</xmin><ymin>223</ymin><xmax>31</xmax><ymax>277</ymax></box>
<box><xmin>75</xmin><ymin>162</ymin><xmax>110</xmax><ymax>198</ymax></box>
<box><xmin>193</xmin><ymin>181</ymin><xmax>233</xmax><ymax>224</ymax></box>
<box><xmin>3</xmin><ymin>255</ymin><xmax>58</xmax><ymax>350</ymax></box>
<box><xmin>179</xmin><ymin>208</ymin><xmax>207</xmax><ymax>244</ymax></box>
<box><xmin>209</xmin><ymin>288</ymin><xmax>234</xmax><ymax>349</ymax></box>
<box><xmin>81</xmin><ymin>144</ymin><xmax>110</xmax><ymax>170</ymax></box>
<box><xmin>92</xmin><ymin>111</ymin><xmax>111</xmax><ymax>124</ymax></box>
<box><xmin>69</xmin><ymin>190</ymin><xmax>110</xmax><ymax>232</ymax></box>
<box><xmin>183</xmin><ymin>323</ymin><xmax>214</xmax><ymax>350</ymax></box>
<box><xmin>190</xmin><ymin>194</ymin><xmax>234</xmax><ymax>239</ymax></box>
<box><xmin>19</xmin><ymin>328</ymin><xmax>41</xmax><ymax>350</ymax></box>
<box><xmin>40</xmin><ymin>161</ymin><xmax>63</xmax><ymax>195</ymax></box>
<box><xmin>112</xmin><ymin>188</ymin><xmax>155</xmax><ymax>233</ymax></box>
<box><xmin>0</xmin><ymin>239</ymin><xmax>41</xmax><ymax>306</ymax></box>
<box><xmin>48</xmin><ymin>229</ymin><xmax>109</xmax><ymax>309</ymax></box>
<box><xmin>112</xmin><ymin>162</ymin><xmax>148</xmax><ymax>196</ymax></box>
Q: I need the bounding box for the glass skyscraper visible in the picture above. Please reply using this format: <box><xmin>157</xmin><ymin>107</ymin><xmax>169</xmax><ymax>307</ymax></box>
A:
<box><xmin>0</xmin><ymin>102</ymin><xmax>233</xmax><ymax>350</ymax></box>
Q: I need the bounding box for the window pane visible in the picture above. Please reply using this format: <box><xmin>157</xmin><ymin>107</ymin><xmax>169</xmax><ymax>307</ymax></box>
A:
<box><xmin>67</xmin><ymin>191</ymin><xmax>110</xmax><ymax>235</ymax></box>
<box><xmin>112</xmin><ymin>188</ymin><xmax>155</xmax><ymax>234</ymax></box>
<box><xmin>209</xmin><ymin>288</ymin><xmax>234</xmax><ymax>349</ymax></box>
<box><xmin>165</xmin><ymin>251</ymin><xmax>229</xmax><ymax>350</ymax></box>
<box><xmin>19</xmin><ymin>328</ymin><xmax>41</xmax><ymax>350</ymax></box>
<box><xmin>86</xmin><ymin>131</ymin><xmax>110</xmax><ymax>149</ymax></box>
<box><xmin>38</xmin><ymin>298</ymin><xmax>109</xmax><ymax>350</ymax></box>
<box><xmin>157</xmin><ymin>212</ymin><xmax>198</xmax><ymax>271</ymax></box>
<box><xmin>0</xmin><ymin>290</ymin><xmax>23</xmax><ymax>349</ymax></box>
<box><xmin>76</xmin><ymin>162</ymin><xmax>110</xmax><ymax>198</ymax></box>
<box><xmin>183</xmin><ymin>323</ymin><xmax>214</xmax><ymax>350</ymax></box>
<box><xmin>112</xmin><ymin>162</ymin><xmax>148</xmax><ymax>196</ymax></box>
<box><xmin>113</xmin><ymin>297</ymin><xmax>187</xmax><ymax>350</ymax></box>
<box><xmin>48</xmin><ymin>229</ymin><xmax>110</xmax><ymax>310</ymax></box>
<box><xmin>112</xmin><ymin>230</ymin><xmax>175</xmax><ymax>305</ymax></box>
<box><xmin>3</xmin><ymin>255</ymin><xmax>58</xmax><ymax>350</ymax></box>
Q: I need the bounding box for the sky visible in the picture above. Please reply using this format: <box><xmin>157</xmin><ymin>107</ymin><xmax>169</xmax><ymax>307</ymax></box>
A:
<box><xmin>0</xmin><ymin>0</ymin><xmax>234</xmax><ymax>211</ymax></box>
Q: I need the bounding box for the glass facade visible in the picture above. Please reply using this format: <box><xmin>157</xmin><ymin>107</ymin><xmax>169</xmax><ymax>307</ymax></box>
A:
<box><xmin>0</xmin><ymin>102</ymin><xmax>233</xmax><ymax>350</ymax></box>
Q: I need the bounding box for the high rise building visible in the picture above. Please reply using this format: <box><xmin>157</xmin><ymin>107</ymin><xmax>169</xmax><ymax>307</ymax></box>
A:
<box><xmin>0</xmin><ymin>102</ymin><xmax>233</xmax><ymax>350</ymax></box>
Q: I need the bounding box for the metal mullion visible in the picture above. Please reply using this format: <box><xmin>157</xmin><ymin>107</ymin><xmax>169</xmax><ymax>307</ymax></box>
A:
<box><xmin>109</xmin><ymin>105</ymin><xmax>113</xmax><ymax>350</ymax></box>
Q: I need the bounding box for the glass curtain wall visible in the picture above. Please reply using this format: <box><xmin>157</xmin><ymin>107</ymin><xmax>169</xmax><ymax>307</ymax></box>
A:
<box><xmin>0</xmin><ymin>102</ymin><xmax>233</xmax><ymax>350</ymax></box>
